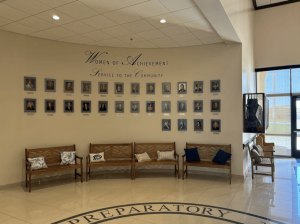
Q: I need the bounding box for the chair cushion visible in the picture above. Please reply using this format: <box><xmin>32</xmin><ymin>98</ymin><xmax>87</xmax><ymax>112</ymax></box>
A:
<box><xmin>212</xmin><ymin>150</ymin><xmax>231</xmax><ymax>165</ymax></box>
<box><xmin>90</xmin><ymin>152</ymin><xmax>105</xmax><ymax>163</ymax></box>
<box><xmin>157</xmin><ymin>150</ymin><xmax>175</xmax><ymax>161</ymax></box>
<box><xmin>28</xmin><ymin>156</ymin><xmax>48</xmax><ymax>171</ymax></box>
<box><xmin>135</xmin><ymin>152</ymin><xmax>151</xmax><ymax>162</ymax></box>
<box><xmin>184</xmin><ymin>148</ymin><xmax>200</xmax><ymax>162</ymax></box>
<box><xmin>60</xmin><ymin>151</ymin><xmax>76</xmax><ymax>165</ymax></box>
<box><xmin>253</xmin><ymin>145</ymin><xmax>264</xmax><ymax>156</ymax></box>
<box><xmin>251</xmin><ymin>149</ymin><xmax>261</xmax><ymax>164</ymax></box>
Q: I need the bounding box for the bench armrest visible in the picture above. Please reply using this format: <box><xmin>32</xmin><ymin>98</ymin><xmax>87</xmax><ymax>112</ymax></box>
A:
<box><xmin>76</xmin><ymin>156</ymin><xmax>83</xmax><ymax>160</ymax></box>
<box><xmin>263</xmin><ymin>150</ymin><xmax>275</xmax><ymax>152</ymax></box>
<box><xmin>175</xmin><ymin>153</ymin><xmax>179</xmax><ymax>158</ymax></box>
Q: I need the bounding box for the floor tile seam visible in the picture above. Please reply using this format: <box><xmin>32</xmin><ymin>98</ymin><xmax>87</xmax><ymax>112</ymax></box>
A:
<box><xmin>225</xmin><ymin>181</ymin><xmax>245</xmax><ymax>210</ymax></box>
<box><xmin>0</xmin><ymin>212</ymin><xmax>32</xmax><ymax>224</ymax></box>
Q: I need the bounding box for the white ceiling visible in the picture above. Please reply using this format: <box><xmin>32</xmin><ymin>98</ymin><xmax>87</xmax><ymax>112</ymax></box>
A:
<box><xmin>0</xmin><ymin>0</ymin><xmax>224</xmax><ymax>48</ymax></box>
<box><xmin>256</xmin><ymin>0</ymin><xmax>289</xmax><ymax>7</ymax></box>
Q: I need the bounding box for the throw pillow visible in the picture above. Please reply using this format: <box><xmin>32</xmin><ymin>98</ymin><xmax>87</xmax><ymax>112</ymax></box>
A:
<box><xmin>253</xmin><ymin>145</ymin><xmax>264</xmax><ymax>156</ymax></box>
<box><xmin>27</xmin><ymin>156</ymin><xmax>48</xmax><ymax>171</ymax></box>
<box><xmin>184</xmin><ymin>148</ymin><xmax>200</xmax><ymax>162</ymax></box>
<box><xmin>251</xmin><ymin>149</ymin><xmax>261</xmax><ymax>164</ymax></box>
<box><xmin>90</xmin><ymin>152</ymin><xmax>105</xmax><ymax>163</ymax></box>
<box><xmin>135</xmin><ymin>152</ymin><xmax>151</xmax><ymax>162</ymax></box>
<box><xmin>212</xmin><ymin>150</ymin><xmax>232</xmax><ymax>165</ymax></box>
<box><xmin>60</xmin><ymin>151</ymin><xmax>76</xmax><ymax>165</ymax></box>
<box><xmin>157</xmin><ymin>150</ymin><xmax>175</xmax><ymax>161</ymax></box>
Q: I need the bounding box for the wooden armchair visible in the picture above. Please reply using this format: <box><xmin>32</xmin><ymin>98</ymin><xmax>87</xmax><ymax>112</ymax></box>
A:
<box><xmin>246</xmin><ymin>137</ymin><xmax>275</xmax><ymax>182</ymax></box>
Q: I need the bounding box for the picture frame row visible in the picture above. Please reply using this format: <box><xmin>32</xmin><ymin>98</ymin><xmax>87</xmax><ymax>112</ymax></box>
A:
<box><xmin>24</xmin><ymin>99</ymin><xmax>221</xmax><ymax>113</ymax></box>
<box><xmin>162</xmin><ymin>119</ymin><xmax>221</xmax><ymax>132</ymax></box>
<box><xmin>24</xmin><ymin>77</ymin><xmax>221</xmax><ymax>94</ymax></box>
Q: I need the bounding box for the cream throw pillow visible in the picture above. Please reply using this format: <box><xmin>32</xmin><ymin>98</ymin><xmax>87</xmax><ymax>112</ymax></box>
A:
<box><xmin>157</xmin><ymin>150</ymin><xmax>175</xmax><ymax>161</ymax></box>
<box><xmin>135</xmin><ymin>152</ymin><xmax>151</xmax><ymax>162</ymax></box>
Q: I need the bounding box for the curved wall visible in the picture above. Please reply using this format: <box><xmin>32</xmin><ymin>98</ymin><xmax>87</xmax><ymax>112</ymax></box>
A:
<box><xmin>0</xmin><ymin>30</ymin><xmax>242</xmax><ymax>186</ymax></box>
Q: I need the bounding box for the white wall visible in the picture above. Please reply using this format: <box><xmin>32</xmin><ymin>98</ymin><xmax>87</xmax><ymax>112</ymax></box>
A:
<box><xmin>254</xmin><ymin>2</ymin><xmax>300</xmax><ymax>69</ymax></box>
<box><xmin>0</xmin><ymin>30</ymin><xmax>243</xmax><ymax>186</ymax></box>
<box><xmin>220</xmin><ymin>0</ymin><xmax>255</xmax><ymax>176</ymax></box>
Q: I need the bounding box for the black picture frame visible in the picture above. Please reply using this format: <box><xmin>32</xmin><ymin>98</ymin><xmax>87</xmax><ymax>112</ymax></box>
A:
<box><xmin>194</xmin><ymin>100</ymin><xmax>203</xmax><ymax>112</ymax></box>
<box><xmin>178</xmin><ymin>119</ymin><xmax>187</xmax><ymax>131</ymax></box>
<box><xmin>81</xmin><ymin>100</ymin><xmax>91</xmax><ymax>113</ymax></box>
<box><xmin>24</xmin><ymin>98</ymin><xmax>36</xmax><ymax>112</ymax></box>
<box><xmin>45</xmin><ymin>99</ymin><xmax>56</xmax><ymax>113</ymax></box>
<box><xmin>99</xmin><ymin>82</ymin><xmax>108</xmax><ymax>94</ymax></box>
<box><xmin>146</xmin><ymin>83</ymin><xmax>155</xmax><ymax>95</ymax></box>
<box><xmin>81</xmin><ymin>81</ymin><xmax>91</xmax><ymax>94</ymax></box>
<box><xmin>64</xmin><ymin>80</ymin><xmax>74</xmax><ymax>93</ymax></box>
<box><xmin>178</xmin><ymin>82</ymin><xmax>187</xmax><ymax>94</ymax></box>
<box><xmin>130</xmin><ymin>101</ymin><xmax>140</xmax><ymax>113</ymax></box>
<box><xmin>24</xmin><ymin>77</ymin><xmax>36</xmax><ymax>91</ymax></box>
<box><xmin>99</xmin><ymin>101</ymin><xmax>108</xmax><ymax>113</ymax></box>
<box><xmin>178</xmin><ymin>100</ymin><xmax>187</xmax><ymax>113</ymax></box>
<box><xmin>131</xmin><ymin>83</ymin><xmax>140</xmax><ymax>95</ymax></box>
<box><xmin>45</xmin><ymin>78</ymin><xmax>56</xmax><ymax>92</ymax></box>
<box><xmin>115</xmin><ymin>101</ymin><xmax>124</xmax><ymax>113</ymax></box>
<box><xmin>146</xmin><ymin>101</ymin><xmax>155</xmax><ymax>113</ymax></box>
<box><xmin>115</xmin><ymin>82</ymin><xmax>124</xmax><ymax>94</ymax></box>
<box><xmin>64</xmin><ymin>100</ymin><xmax>74</xmax><ymax>113</ymax></box>
<box><xmin>162</xmin><ymin>119</ymin><xmax>171</xmax><ymax>131</ymax></box>
<box><xmin>194</xmin><ymin>81</ymin><xmax>203</xmax><ymax>93</ymax></box>
<box><xmin>162</xmin><ymin>82</ymin><xmax>171</xmax><ymax>94</ymax></box>
<box><xmin>211</xmin><ymin>100</ymin><xmax>221</xmax><ymax>112</ymax></box>
<box><xmin>211</xmin><ymin>80</ymin><xmax>220</xmax><ymax>92</ymax></box>
<box><xmin>162</xmin><ymin>101</ymin><xmax>171</xmax><ymax>113</ymax></box>
<box><xmin>211</xmin><ymin>119</ymin><xmax>221</xmax><ymax>132</ymax></box>
<box><xmin>194</xmin><ymin>119</ymin><xmax>203</xmax><ymax>131</ymax></box>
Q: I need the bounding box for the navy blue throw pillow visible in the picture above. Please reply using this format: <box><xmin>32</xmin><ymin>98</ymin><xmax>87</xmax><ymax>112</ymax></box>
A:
<box><xmin>212</xmin><ymin>150</ymin><xmax>232</xmax><ymax>165</ymax></box>
<box><xmin>184</xmin><ymin>148</ymin><xmax>200</xmax><ymax>162</ymax></box>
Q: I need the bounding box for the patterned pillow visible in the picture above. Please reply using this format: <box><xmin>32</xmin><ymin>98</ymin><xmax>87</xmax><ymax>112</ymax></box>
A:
<box><xmin>90</xmin><ymin>152</ymin><xmax>105</xmax><ymax>163</ymax></box>
<box><xmin>157</xmin><ymin>150</ymin><xmax>175</xmax><ymax>161</ymax></box>
<box><xmin>253</xmin><ymin>145</ymin><xmax>264</xmax><ymax>156</ymax></box>
<box><xmin>135</xmin><ymin>152</ymin><xmax>151</xmax><ymax>162</ymax></box>
<box><xmin>60</xmin><ymin>151</ymin><xmax>76</xmax><ymax>165</ymax></box>
<box><xmin>28</xmin><ymin>156</ymin><xmax>48</xmax><ymax>171</ymax></box>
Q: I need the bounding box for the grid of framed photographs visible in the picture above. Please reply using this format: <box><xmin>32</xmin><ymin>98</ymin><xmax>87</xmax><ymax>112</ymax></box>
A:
<box><xmin>24</xmin><ymin>77</ymin><xmax>221</xmax><ymax>132</ymax></box>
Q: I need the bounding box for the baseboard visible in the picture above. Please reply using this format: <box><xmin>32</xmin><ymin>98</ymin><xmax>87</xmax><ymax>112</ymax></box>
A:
<box><xmin>0</xmin><ymin>168</ymin><xmax>244</xmax><ymax>190</ymax></box>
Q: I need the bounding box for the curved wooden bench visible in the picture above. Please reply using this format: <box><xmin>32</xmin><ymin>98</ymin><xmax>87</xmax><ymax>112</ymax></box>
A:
<box><xmin>25</xmin><ymin>144</ymin><xmax>83</xmax><ymax>192</ymax></box>
<box><xmin>183</xmin><ymin>143</ymin><xmax>231</xmax><ymax>184</ymax></box>
<box><xmin>86</xmin><ymin>143</ymin><xmax>134</xmax><ymax>181</ymax></box>
<box><xmin>133</xmin><ymin>142</ymin><xmax>179</xmax><ymax>179</ymax></box>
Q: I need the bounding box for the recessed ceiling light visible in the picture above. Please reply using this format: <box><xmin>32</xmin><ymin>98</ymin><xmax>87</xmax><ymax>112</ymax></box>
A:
<box><xmin>160</xmin><ymin>19</ymin><xmax>166</xmax><ymax>23</ymax></box>
<box><xmin>53</xmin><ymin>15</ymin><xmax>60</xmax><ymax>20</ymax></box>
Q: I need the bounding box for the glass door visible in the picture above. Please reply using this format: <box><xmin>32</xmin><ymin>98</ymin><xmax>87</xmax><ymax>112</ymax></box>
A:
<box><xmin>292</xmin><ymin>96</ymin><xmax>300</xmax><ymax>158</ymax></box>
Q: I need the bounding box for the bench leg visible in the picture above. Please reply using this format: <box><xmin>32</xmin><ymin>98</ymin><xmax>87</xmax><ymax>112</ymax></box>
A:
<box><xmin>272</xmin><ymin>165</ymin><xmax>274</xmax><ymax>182</ymax></box>
<box><xmin>251</xmin><ymin>164</ymin><xmax>254</xmax><ymax>179</ymax></box>
<box><xmin>177</xmin><ymin>164</ymin><xmax>180</xmax><ymax>179</ymax></box>
<box><xmin>75</xmin><ymin>168</ymin><xmax>77</xmax><ymax>180</ymax></box>
<box><xmin>29</xmin><ymin>174</ymin><xmax>31</xmax><ymax>193</ymax></box>
<box><xmin>175</xmin><ymin>165</ymin><xmax>176</xmax><ymax>175</ymax></box>
<box><xmin>25</xmin><ymin>172</ymin><xmax>28</xmax><ymax>188</ymax></box>
<box><xmin>186</xmin><ymin>166</ymin><xmax>188</xmax><ymax>177</ymax></box>
<box><xmin>182</xmin><ymin>162</ymin><xmax>184</xmax><ymax>180</ymax></box>
<box><xmin>256</xmin><ymin>166</ymin><xmax>257</xmax><ymax>170</ymax></box>
<box><xmin>229</xmin><ymin>166</ymin><xmax>231</xmax><ymax>184</ymax></box>
<box><xmin>86</xmin><ymin>163</ymin><xmax>88</xmax><ymax>182</ymax></box>
<box><xmin>81</xmin><ymin>164</ymin><xmax>83</xmax><ymax>183</ymax></box>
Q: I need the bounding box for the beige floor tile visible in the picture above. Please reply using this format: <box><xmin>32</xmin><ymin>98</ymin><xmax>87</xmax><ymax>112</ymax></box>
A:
<box><xmin>136</xmin><ymin>214</ymin><xmax>182</xmax><ymax>224</ymax></box>
<box><xmin>0</xmin><ymin>218</ymin><xmax>29</xmax><ymax>224</ymax></box>
<box><xmin>0</xmin><ymin>212</ymin><xmax>13</xmax><ymax>223</ymax></box>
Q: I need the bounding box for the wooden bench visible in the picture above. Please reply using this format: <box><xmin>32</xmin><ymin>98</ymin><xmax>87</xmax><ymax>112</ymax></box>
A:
<box><xmin>183</xmin><ymin>143</ymin><xmax>232</xmax><ymax>184</ymax></box>
<box><xmin>86</xmin><ymin>143</ymin><xmax>134</xmax><ymax>181</ymax></box>
<box><xmin>133</xmin><ymin>142</ymin><xmax>179</xmax><ymax>179</ymax></box>
<box><xmin>25</xmin><ymin>144</ymin><xmax>83</xmax><ymax>192</ymax></box>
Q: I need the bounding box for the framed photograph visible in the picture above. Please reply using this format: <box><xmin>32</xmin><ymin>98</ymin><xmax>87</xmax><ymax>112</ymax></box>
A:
<box><xmin>45</xmin><ymin>99</ymin><xmax>56</xmax><ymax>113</ymax></box>
<box><xmin>131</xmin><ymin>83</ymin><xmax>140</xmax><ymax>95</ymax></box>
<box><xmin>162</xmin><ymin>119</ymin><xmax>171</xmax><ymax>131</ymax></box>
<box><xmin>115</xmin><ymin>82</ymin><xmax>124</xmax><ymax>94</ymax></box>
<box><xmin>211</xmin><ymin>119</ymin><xmax>221</xmax><ymax>132</ymax></box>
<box><xmin>162</xmin><ymin>101</ymin><xmax>171</xmax><ymax>113</ymax></box>
<box><xmin>178</xmin><ymin>100</ymin><xmax>187</xmax><ymax>113</ymax></box>
<box><xmin>146</xmin><ymin>101</ymin><xmax>155</xmax><ymax>113</ymax></box>
<box><xmin>162</xmin><ymin>82</ymin><xmax>171</xmax><ymax>94</ymax></box>
<box><xmin>99</xmin><ymin>101</ymin><xmax>108</xmax><ymax>113</ymax></box>
<box><xmin>81</xmin><ymin>81</ymin><xmax>91</xmax><ymax>94</ymax></box>
<box><xmin>194</xmin><ymin>100</ymin><xmax>203</xmax><ymax>112</ymax></box>
<box><xmin>64</xmin><ymin>80</ymin><xmax>74</xmax><ymax>93</ymax></box>
<box><xmin>211</xmin><ymin>100</ymin><xmax>221</xmax><ymax>112</ymax></box>
<box><xmin>99</xmin><ymin>82</ymin><xmax>108</xmax><ymax>94</ymax></box>
<box><xmin>45</xmin><ymin>78</ymin><xmax>56</xmax><ymax>92</ymax></box>
<box><xmin>211</xmin><ymin>80</ymin><xmax>220</xmax><ymax>92</ymax></box>
<box><xmin>115</xmin><ymin>101</ymin><xmax>124</xmax><ymax>113</ymax></box>
<box><xmin>178</xmin><ymin>82</ymin><xmax>187</xmax><ymax>94</ymax></box>
<box><xmin>194</xmin><ymin>119</ymin><xmax>203</xmax><ymax>131</ymax></box>
<box><xmin>178</xmin><ymin>119</ymin><xmax>187</xmax><ymax>131</ymax></box>
<box><xmin>81</xmin><ymin>101</ymin><xmax>91</xmax><ymax>113</ymax></box>
<box><xmin>146</xmin><ymin>83</ymin><xmax>155</xmax><ymax>94</ymax></box>
<box><xmin>194</xmin><ymin>81</ymin><xmax>203</xmax><ymax>93</ymax></box>
<box><xmin>24</xmin><ymin>98</ymin><xmax>36</xmax><ymax>112</ymax></box>
<box><xmin>64</xmin><ymin>100</ymin><xmax>74</xmax><ymax>113</ymax></box>
<box><xmin>130</xmin><ymin>101</ymin><xmax>140</xmax><ymax>113</ymax></box>
<box><xmin>24</xmin><ymin>77</ymin><xmax>36</xmax><ymax>91</ymax></box>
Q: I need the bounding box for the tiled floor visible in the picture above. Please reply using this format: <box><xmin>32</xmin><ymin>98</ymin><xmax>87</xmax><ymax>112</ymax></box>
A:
<box><xmin>0</xmin><ymin>158</ymin><xmax>299</xmax><ymax>224</ymax></box>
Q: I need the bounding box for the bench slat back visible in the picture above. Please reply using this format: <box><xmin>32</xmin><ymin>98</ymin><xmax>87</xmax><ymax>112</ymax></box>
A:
<box><xmin>186</xmin><ymin>143</ymin><xmax>231</xmax><ymax>161</ymax></box>
<box><xmin>25</xmin><ymin>145</ymin><xmax>75</xmax><ymax>165</ymax></box>
<box><xmin>90</xmin><ymin>143</ymin><xmax>133</xmax><ymax>159</ymax></box>
<box><xmin>134</xmin><ymin>142</ymin><xmax>176</xmax><ymax>158</ymax></box>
